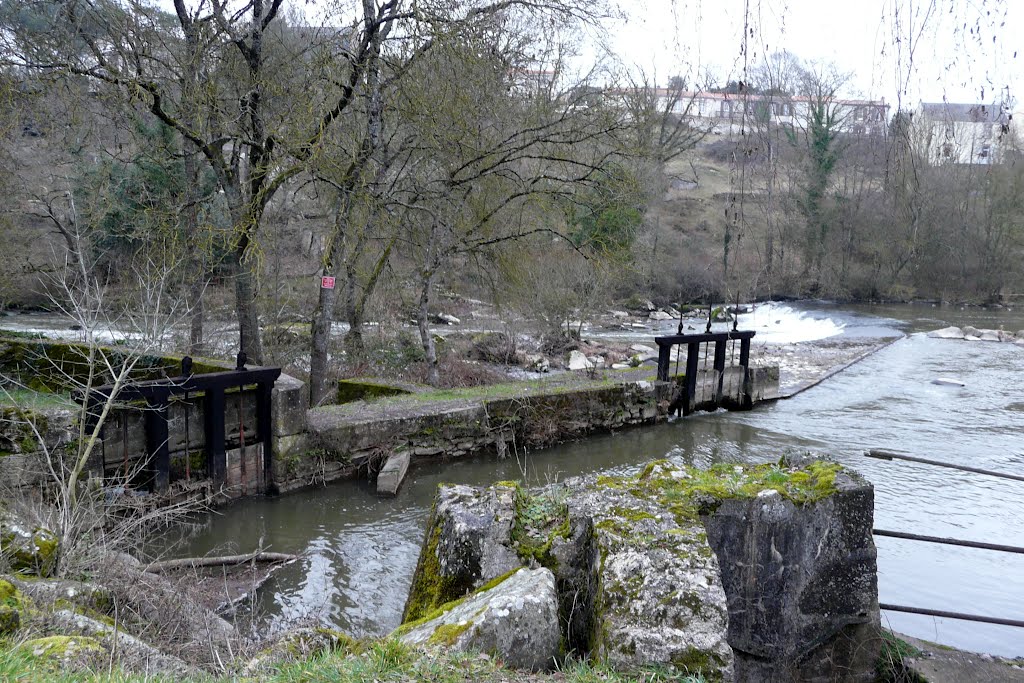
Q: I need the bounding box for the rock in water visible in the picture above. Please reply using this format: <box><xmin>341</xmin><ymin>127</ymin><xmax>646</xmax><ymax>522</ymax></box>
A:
<box><xmin>376</xmin><ymin>451</ymin><xmax>410</xmax><ymax>496</ymax></box>
<box><xmin>927</xmin><ymin>326</ymin><xmax>964</xmax><ymax>340</ymax></box>
<box><xmin>399</xmin><ymin>567</ymin><xmax>561</xmax><ymax>671</ymax></box>
<box><xmin>567</xmin><ymin>350</ymin><xmax>594</xmax><ymax>371</ymax></box>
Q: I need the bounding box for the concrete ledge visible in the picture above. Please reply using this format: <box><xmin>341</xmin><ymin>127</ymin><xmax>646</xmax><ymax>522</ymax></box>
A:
<box><xmin>376</xmin><ymin>451</ymin><xmax>410</xmax><ymax>496</ymax></box>
<box><xmin>272</xmin><ymin>374</ymin><xmax>308</xmax><ymax>437</ymax></box>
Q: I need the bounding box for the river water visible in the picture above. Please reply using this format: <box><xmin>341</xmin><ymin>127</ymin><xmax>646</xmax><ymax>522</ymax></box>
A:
<box><xmin>160</xmin><ymin>302</ymin><xmax>1024</xmax><ymax>657</ymax></box>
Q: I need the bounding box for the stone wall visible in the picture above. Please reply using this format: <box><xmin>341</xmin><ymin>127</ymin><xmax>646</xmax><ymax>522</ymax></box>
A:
<box><xmin>290</xmin><ymin>368</ymin><xmax>780</xmax><ymax>496</ymax></box>
<box><xmin>1</xmin><ymin>331</ymin><xmax>780</xmax><ymax>507</ymax></box>
<box><xmin>295</xmin><ymin>381</ymin><xmax>667</xmax><ymax>494</ymax></box>
<box><xmin>0</xmin><ymin>335</ymin><xmax>311</xmax><ymax>503</ymax></box>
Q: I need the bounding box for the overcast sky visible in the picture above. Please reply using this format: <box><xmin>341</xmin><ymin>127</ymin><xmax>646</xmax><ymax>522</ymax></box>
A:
<box><xmin>598</xmin><ymin>0</ymin><xmax>1020</xmax><ymax>109</ymax></box>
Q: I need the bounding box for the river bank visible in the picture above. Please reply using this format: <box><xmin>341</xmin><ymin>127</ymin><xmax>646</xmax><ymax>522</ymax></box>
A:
<box><xmin>5</xmin><ymin>301</ymin><xmax>1023</xmax><ymax>673</ymax></box>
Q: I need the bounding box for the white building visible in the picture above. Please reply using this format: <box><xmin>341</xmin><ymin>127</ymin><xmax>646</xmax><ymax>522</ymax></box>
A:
<box><xmin>916</xmin><ymin>102</ymin><xmax>1011</xmax><ymax>165</ymax></box>
<box><xmin>649</xmin><ymin>90</ymin><xmax>889</xmax><ymax>137</ymax></box>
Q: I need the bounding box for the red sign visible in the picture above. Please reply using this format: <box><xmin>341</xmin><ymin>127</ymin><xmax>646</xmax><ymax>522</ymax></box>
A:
<box><xmin>320</xmin><ymin>276</ymin><xmax>336</xmax><ymax>290</ymax></box>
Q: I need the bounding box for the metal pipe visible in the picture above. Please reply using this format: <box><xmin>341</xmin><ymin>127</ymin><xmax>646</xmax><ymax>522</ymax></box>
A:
<box><xmin>880</xmin><ymin>603</ymin><xmax>1024</xmax><ymax>628</ymax></box>
<box><xmin>864</xmin><ymin>450</ymin><xmax>1024</xmax><ymax>483</ymax></box>
<box><xmin>874</xmin><ymin>528</ymin><xmax>1024</xmax><ymax>555</ymax></box>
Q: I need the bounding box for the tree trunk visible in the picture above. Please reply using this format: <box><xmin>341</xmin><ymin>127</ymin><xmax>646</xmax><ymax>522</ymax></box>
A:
<box><xmin>309</xmin><ymin>282</ymin><xmax>338</xmax><ymax>406</ymax></box>
<box><xmin>145</xmin><ymin>551</ymin><xmax>298</xmax><ymax>573</ymax></box>
<box><xmin>189</xmin><ymin>276</ymin><xmax>205</xmax><ymax>354</ymax></box>
<box><xmin>235</xmin><ymin>252</ymin><xmax>263</xmax><ymax>364</ymax></box>
<box><xmin>417</xmin><ymin>266</ymin><xmax>440</xmax><ymax>386</ymax></box>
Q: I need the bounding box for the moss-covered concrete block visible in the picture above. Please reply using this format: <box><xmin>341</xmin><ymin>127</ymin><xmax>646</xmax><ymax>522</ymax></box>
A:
<box><xmin>402</xmin><ymin>483</ymin><xmax>522</xmax><ymax>623</ymax></box>
<box><xmin>402</xmin><ymin>458</ymin><xmax>877</xmax><ymax>681</ymax></box>
<box><xmin>18</xmin><ymin>635</ymin><xmax>106</xmax><ymax>668</ymax></box>
<box><xmin>336</xmin><ymin>378</ymin><xmax>416</xmax><ymax>404</ymax></box>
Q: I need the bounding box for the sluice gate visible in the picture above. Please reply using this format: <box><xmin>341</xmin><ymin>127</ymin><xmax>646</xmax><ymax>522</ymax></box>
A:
<box><xmin>655</xmin><ymin>329</ymin><xmax>757</xmax><ymax>415</ymax></box>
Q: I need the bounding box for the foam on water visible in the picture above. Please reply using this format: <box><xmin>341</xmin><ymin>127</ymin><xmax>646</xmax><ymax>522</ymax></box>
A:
<box><xmin>735</xmin><ymin>302</ymin><xmax>845</xmax><ymax>343</ymax></box>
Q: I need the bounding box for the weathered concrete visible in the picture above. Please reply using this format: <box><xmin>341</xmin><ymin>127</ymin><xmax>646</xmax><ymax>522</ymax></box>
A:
<box><xmin>569</xmin><ymin>465</ymin><xmax>733</xmax><ymax>676</ymax></box>
<box><xmin>401</xmin><ymin>459</ymin><xmax>878</xmax><ymax>681</ymax></box>
<box><xmin>703</xmin><ymin>464</ymin><xmax>879</xmax><ymax>682</ymax></box>
<box><xmin>399</xmin><ymin>567</ymin><xmax>561</xmax><ymax>671</ymax></box>
<box><xmin>272</xmin><ymin>373</ymin><xmax>308</xmax><ymax>437</ymax></box>
<box><xmin>303</xmin><ymin>381</ymin><xmax>675</xmax><ymax>496</ymax></box>
<box><xmin>376</xmin><ymin>451</ymin><xmax>410</xmax><ymax>496</ymax></box>
<box><xmin>402</xmin><ymin>483</ymin><xmax>522</xmax><ymax>623</ymax></box>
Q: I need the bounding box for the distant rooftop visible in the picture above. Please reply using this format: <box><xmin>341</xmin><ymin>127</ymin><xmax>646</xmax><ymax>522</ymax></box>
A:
<box><xmin>919</xmin><ymin>102</ymin><xmax>1008</xmax><ymax>123</ymax></box>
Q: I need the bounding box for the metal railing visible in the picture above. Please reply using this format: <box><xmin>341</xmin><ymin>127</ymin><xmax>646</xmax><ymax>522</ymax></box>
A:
<box><xmin>864</xmin><ymin>449</ymin><xmax>1024</xmax><ymax>629</ymax></box>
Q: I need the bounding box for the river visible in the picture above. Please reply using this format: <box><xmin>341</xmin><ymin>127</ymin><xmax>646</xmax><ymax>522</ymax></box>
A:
<box><xmin>158</xmin><ymin>302</ymin><xmax>1024</xmax><ymax>657</ymax></box>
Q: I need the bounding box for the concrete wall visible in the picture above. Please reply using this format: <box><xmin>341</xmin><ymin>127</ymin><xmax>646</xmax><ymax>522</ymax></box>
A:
<box><xmin>292</xmin><ymin>368</ymin><xmax>780</xmax><ymax>495</ymax></box>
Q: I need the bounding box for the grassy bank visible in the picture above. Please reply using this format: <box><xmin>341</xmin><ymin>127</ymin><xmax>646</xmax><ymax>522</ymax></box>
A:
<box><xmin>0</xmin><ymin>637</ymin><xmax>706</xmax><ymax>683</ymax></box>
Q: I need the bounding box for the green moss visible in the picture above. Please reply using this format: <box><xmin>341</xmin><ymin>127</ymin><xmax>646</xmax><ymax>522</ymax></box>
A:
<box><xmin>397</xmin><ymin>570</ymin><xmax>519</xmax><ymax>642</ymax></box>
<box><xmin>426</xmin><ymin>621</ymin><xmax>473</xmax><ymax>647</ymax></box>
<box><xmin>670</xmin><ymin>646</ymin><xmax>726</xmax><ymax>681</ymax></box>
<box><xmin>337</xmin><ymin>378</ymin><xmax>416</xmax><ymax>404</ymax></box>
<box><xmin>625</xmin><ymin>458</ymin><xmax>844</xmax><ymax>525</ymax></box>
<box><xmin>2</xmin><ymin>527</ymin><xmax>60</xmax><ymax>577</ymax></box>
<box><xmin>30</xmin><ymin>529</ymin><xmax>59</xmax><ymax>578</ymax></box>
<box><xmin>17</xmin><ymin>635</ymin><xmax>105</xmax><ymax>663</ymax></box>
<box><xmin>0</xmin><ymin>337</ymin><xmax>232</xmax><ymax>395</ymax></box>
<box><xmin>476</xmin><ymin>568</ymin><xmax>519</xmax><ymax>594</ymax></box>
<box><xmin>0</xmin><ymin>578</ymin><xmax>24</xmax><ymax>635</ymax></box>
<box><xmin>401</xmin><ymin>504</ymin><xmax>477</xmax><ymax>624</ymax></box>
<box><xmin>608</xmin><ymin>506</ymin><xmax>655</xmax><ymax>523</ymax></box>
<box><xmin>511</xmin><ymin>487</ymin><xmax>570</xmax><ymax>568</ymax></box>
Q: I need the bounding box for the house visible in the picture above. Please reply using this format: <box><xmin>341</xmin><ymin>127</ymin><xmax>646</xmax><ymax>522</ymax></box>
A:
<box><xmin>510</xmin><ymin>68</ymin><xmax>557</xmax><ymax>97</ymax></box>
<box><xmin>646</xmin><ymin>89</ymin><xmax>889</xmax><ymax>137</ymax></box>
<box><xmin>916</xmin><ymin>101</ymin><xmax>1011</xmax><ymax>165</ymax></box>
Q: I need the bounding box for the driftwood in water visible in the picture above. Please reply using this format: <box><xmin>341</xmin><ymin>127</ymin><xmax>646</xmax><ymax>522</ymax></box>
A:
<box><xmin>145</xmin><ymin>551</ymin><xmax>299</xmax><ymax>574</ymax></box>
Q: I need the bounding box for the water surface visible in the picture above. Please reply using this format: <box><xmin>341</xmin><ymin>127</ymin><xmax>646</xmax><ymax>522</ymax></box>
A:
<box><xmin>172</xmin><ymin>303</ymin><xmax>1024</xmax><ymax>657</ymax></box>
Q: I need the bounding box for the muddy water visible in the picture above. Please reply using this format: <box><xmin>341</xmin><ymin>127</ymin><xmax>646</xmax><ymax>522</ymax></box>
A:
<box><xmin>170</xmin><ymin>303</ymin><xmax>1024</xmax><ymax>657</ymax></box>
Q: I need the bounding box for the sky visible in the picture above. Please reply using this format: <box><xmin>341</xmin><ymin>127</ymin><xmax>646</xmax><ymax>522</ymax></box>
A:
<box><xmin>597</xmin><ymin>0</ymin><xmax>1021</xmax><ymax>110</ymax></box>
<box><xmin>156</xmin><ymin>0</ymin><xmax>1021</xmax><ymax>111</ymax></box>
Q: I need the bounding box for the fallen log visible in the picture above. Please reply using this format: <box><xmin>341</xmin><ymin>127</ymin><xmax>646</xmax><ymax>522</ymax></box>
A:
<box><xmin>145</xmin><ymin>551</ymin><xmax>299</xmax><ymax>574</ymax></box>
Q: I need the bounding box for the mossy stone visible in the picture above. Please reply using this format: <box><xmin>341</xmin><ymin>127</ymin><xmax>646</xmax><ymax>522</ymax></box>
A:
<box><xmin>337</xmin><ymin>378</ymin><xmax>414</xmax><ymax>404</ymax></box>
<box><xmin>0</xmin><ymin>578</ymin><xmax>24</xmax><ymax>635</ymax></box>
<box><xmin>2</xmin><ymin>525</ymin><xmax>60</xmax><ymax>577</ymax></box>
<box><xmin>19</xmin><ymin>635</ymin><xmax>105</xmax><ymax>665</ymax></box>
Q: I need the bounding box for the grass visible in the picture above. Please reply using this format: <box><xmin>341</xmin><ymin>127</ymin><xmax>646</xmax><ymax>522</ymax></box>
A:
<box><xmin>876</xmin><ymin>631</ymin><xmax>927</xmax><ymax>683</ymax></box>
<box><xmin>367</xmin><ymin>374</ymin><xmax>622</xmax><ymax>407</ymax></box>
<box><xmin>0</xmin><ymin>637</ymin><xmax>708</xmax><ymax>682</ymax></box>
<box><xmin>0</xmin><ymin>388</ymin><xmax>76</xmax><ymax>410</ymax></box>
